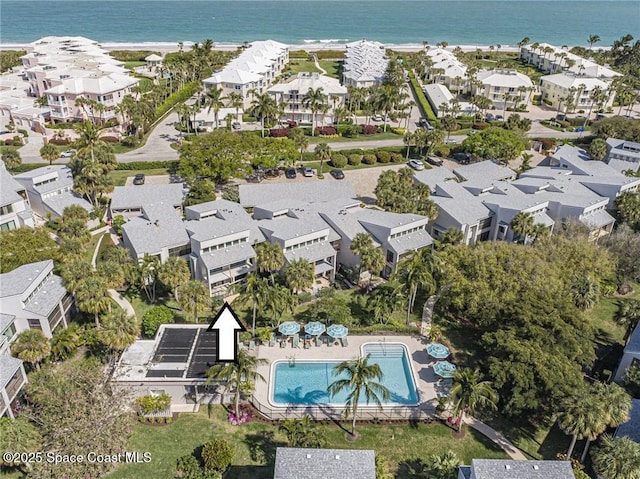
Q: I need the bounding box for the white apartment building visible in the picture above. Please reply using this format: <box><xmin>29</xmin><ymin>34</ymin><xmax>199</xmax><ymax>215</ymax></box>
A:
<box><xmin>539</xmin><ymin>74</ymin><xmax>613</xmax><ymax>113</ymax></box>
<box><xmin>342</xmin><ymin>40</ymin><xmax>388</xmax><ymax>88</ymax></box>
<box><xmin>268</xmin><ymin>73</ymin><xmax>347</xmax><ymax>124</ymax></box>
<box><xmin>0</xmin><ymin>161</ymin><xmax>34</xmax><ymax>231</ymax></box>
<box><xmin>472</xmin><ymin>70</ymin><xmax>533</xmax><ymax>109</ymax></box>
<box><xmin>202</xmin><ymin>40</ymin><xmax>289</xmax><ymax>109</ymax></box>
<box><xmin>606</xmin><ymin>138</ymin><xmax>640</xmax><ymax>174</ymax></box>
<box><xmin>519</xmin><ymin>43</ymin><xmax>621</xmax><ymax>80</ymax></box>
<box><xmin>424</xmin><ymin>48</ymin><xmax>468</xmax><ymax>93</ymax></box>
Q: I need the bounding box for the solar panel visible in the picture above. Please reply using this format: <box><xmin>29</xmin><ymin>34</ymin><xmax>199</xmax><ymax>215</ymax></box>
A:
<box><xmin>152</xmin><ymin>328</ymin><xmax>197</xmax><ymax>363</ymax></box>
<box><xmin>187</xmin><ymin>330</ymin><xmax>219</xmax><ymax>378</ymax></box>
<box><xmin>146</xmin><ymin>369</ymin><xmax>185</xmax><ymax>378</ymax></box>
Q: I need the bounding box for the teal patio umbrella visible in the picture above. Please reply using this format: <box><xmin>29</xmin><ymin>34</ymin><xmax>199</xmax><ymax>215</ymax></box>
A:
<box><xmin>426</xmin><ymin>343</ymin><xmax>450</xmax><ymax>359</ymax></box>
<box><xmin>433</xmin><ymin>361</ymin><xmax>457</xmax><ymax>378</ymax></box>
<box><xmin>327</xmin><ymin>324</ymin><xmax>348</xmax><ymax>339</ymax></box>
<box><xmin>278</xmin><ymin>321</ymin><xmax>300</xmax><ymax>336</ymax></box>
<box><xmin>304</xmin><ymin>321</ymin><xmax>326</xmax><ymax>336</ymax></box>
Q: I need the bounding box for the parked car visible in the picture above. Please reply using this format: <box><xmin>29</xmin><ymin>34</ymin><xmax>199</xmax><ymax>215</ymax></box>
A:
<box><xmin>486</xmin><ymin>113</ymin><xmax>495</xmax><ymax>122</ymax></box>
<box><xmin>556</xmin><ymin>113</ymin><xmax>567</xmax><ymax>121</ymax></box>
<box><xmin>495</xmin><ymin>114</ymin><xmax>504</xmax><ymax>121</ymax></box>
<box><xmin>419</xmin><ymin>118</ymin><xmax>434</xmax><ymax>130</ymax></box>
<box><xmin>60</xmin><ymin>149</ymin><xmax>77</xmax><ymax>158</ymax></box>
<box><xmin>444</xmin><ymin>138</ymin><xmax>458</xmax><ymax>144</ymax></box>
<box><xmin>133</xmin><ymin>173</ymin><xmax>146</xmax><ymax>185</ymax></box>
<box><xmin>467</xmin><ymin>129</ymin><xmax>477</xmax><ymax>136</ymax></box>
<box><xmin>330</xmin><ymin>169</ymin><xmax>345</xmax><ymax>179</ymax></box>
<box><xmin>407</xmin><ymin>159</ymin><xmax>425</xmax><ymax>171</ymax></box>
<box><xmin>596</xmin><ymin>113</ymin><xmax>606</xmax><ymax>120</ymax></box>
<box><xmin>426</xmin><ymin>157</ymin><xmax>443</xmax><ymax>166</ymax></box>
<box><xmin>232</xmin><ymin>122</ymin><xmax>241</xmax><ymax>130</ymax></box>
<box><xmin>285</xmin><ymin>168</ymin><xmax>297</xmax><ymax>179</ymax></box>
<box><xmin>302</xmin><ymin>167</ymin><xmax>314</xmax><ymax>177</ymax></box>
<box><xmin>452</xmin><ymin>152</ymin><xmax>473</xmax><ymax>164</ymax></box>
<box><xmin>371</xmin><ymin>114</ymin><xmax>383</xmax><ymax>121</ymax></box>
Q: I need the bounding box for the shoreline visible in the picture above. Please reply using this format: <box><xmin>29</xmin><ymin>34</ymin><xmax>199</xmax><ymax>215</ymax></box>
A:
<box><xmin>0</xmin><ymin>41</ymin><xmax>531</xmax><ymax>54</ymax></box>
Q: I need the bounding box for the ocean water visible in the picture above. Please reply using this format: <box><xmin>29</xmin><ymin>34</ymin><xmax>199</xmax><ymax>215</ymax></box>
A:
<box><xmin>0</xmin><ymin>1</ymin><xmax>638</xmax><ymax>47</ymax></box>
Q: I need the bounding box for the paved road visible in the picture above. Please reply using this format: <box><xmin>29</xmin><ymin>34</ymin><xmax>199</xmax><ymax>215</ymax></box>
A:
<box><xmin>118</xmin><ymin>111</ymin><xmax>181</xmax><ymax>163</ymax></box>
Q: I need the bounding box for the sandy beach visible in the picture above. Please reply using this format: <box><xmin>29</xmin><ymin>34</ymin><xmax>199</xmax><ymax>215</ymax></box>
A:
<box><xmin>0</xmin><ymin>41</ymin><xmax>523</xmax><ymax>54</ymax></box>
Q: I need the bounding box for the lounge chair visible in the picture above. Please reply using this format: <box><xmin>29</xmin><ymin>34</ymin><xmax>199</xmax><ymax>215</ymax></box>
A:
<box><xmin>341</xmin><ymin>337</ymin><xmax>349</xmax><ymax>347</ymax></box>
<box><xmin>304</xmin><ymin>340</ymin><xmax>311</xmax><ymax>349</ymax></box>
<box><xmin>316</xmin><ymin>336</ymin><xmax>322</xmax><ymax>347</ymax></box>
<box><xmin>280</xmin><ymin>337</ymin><xmax>287</xmax><ymax>348</ymax></box>
<box><xmin>292</xmin><ymin>333</ymin><xmax>300</xmax><ymax>349</ymax></box>
<box><xmin>327</xmin><ymin>337</ymin><xmax>333</xmax><ymax>347</ymax></box>
<box><xmin>269</xmin><ymin>333</ymin><xmax>275</xmax><ymax>347</ymax></box>
<box><xmin>248</xmin><ymin>340</ymin><xmax>255</xmax><ymax>351</ymax></box>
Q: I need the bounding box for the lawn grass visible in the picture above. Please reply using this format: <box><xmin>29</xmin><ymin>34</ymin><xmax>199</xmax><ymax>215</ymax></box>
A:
<box><xmin>106</xmin><ymin>406</ymin><xmax>507</xmax><ymax>479</ymax></box>
<box><xmin>109</xmin><ymin>168</ymin><xmax>171</xmax><ymax>186</ymax></box>
<box><xmin>318</xmin><ymin>60</ymin><xmax>341</xmax><ymax>79</ymax></box>
<box><xmin>125</xmin><ymin>61</ymin><xmax>147</xmax><ymax>69</ymax></box>
<box><xmin>286</xmin><ymin>60</ymin><xmax>341</xmax><ymax>79</ymax></box>
<box><xmin>308</xmin><ymin>132</ymin><xmax>400</xmax><ymax>144</ymax></box>
<box><xmin>83</xmin><ymin>233</ymin><xmax>107</xmax><ymax>264</ymax></box>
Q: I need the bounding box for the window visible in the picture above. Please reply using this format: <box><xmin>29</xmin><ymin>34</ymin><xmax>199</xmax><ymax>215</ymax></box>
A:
<box><xmin>386</xmin><ymin>250</ymin><xmax>394</xmax><ymax>263</ymax></box>
<box><xmin>168</xmin><ymin>244</ymin><xmax>191</xmax><ymax>257</ymax></box>
<box><xmin>0</xmin><ymin>204</ymin><xmax>14</xmax><ymax>215</ymax></box>
<box><xmin>478</xmin><ymin>217</ymin><xmax>493</xmax><ymax>230</ymax></box>
<box><xmin>2</xmin><ymin>322</ymin><xmax>16</xmax><ymax>342</ymax></box>
<box><xmin>27</xmin><ymin>318</ymin><xmax>43</xmax><ymax>330</ymax></box>
<box><xmin>0</xmin><ymin>220</ymin><xmax>16</xmax><ymax>231</ymax></box>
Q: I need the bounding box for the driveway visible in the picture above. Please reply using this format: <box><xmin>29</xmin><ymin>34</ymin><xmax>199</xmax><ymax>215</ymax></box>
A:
<box><xmin>117</xmin><ymin>111</ymin><xmax>181</xmax><ymax>163</ymax></box>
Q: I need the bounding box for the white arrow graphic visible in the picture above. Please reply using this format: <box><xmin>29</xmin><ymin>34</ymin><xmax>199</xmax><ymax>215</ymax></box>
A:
<box><xmin>208</xmin><ymin>303</ymin><xmax>246</xmax><ymax>362</ymax></box>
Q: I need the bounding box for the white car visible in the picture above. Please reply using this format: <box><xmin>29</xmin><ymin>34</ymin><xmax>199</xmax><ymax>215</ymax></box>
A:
<box><xmin>444</xmin><ymin>138</ymin><xmax>458</xmax><ymax>144</ymax></box>
<box><xmin>407</xmin><ymin>159</ymin><xmax>425</xmax><ymax>171</ymax></box>
<box><xmin>60</xmin><ymin>149</ymin><xmax>77</xmax><ymax>158</ymax></box>
<box><xmin>371</xmin><ymin>114</ymin><xmax>383</xmax><ymax>121</ymax></box>
<box><xmin>302</xmin><ymin>167</ymin><xmax>314</xmax><ymax>177</ymax></box>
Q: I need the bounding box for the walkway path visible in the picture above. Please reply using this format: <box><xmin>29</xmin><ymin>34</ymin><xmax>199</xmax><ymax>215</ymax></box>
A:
<box><xmin>465</xmin><ymin>416</ymin><xmax>528</xmax><ymax>460</ymax></box>
<box><xmin>312</xmin><ymin>54</ymin><xmax>327</xmax><ymax>75</ymax></box>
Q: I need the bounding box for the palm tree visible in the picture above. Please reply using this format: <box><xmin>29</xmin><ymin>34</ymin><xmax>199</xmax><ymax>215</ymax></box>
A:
<box><xmin>10</xmin><ymin>330</ymin><xmax>50</xmax><ymax>370</ymax></box>
<box><xmin>510</xmin><ymin>211</ymin><xmax>534</xmax><ymax>243</ymax></box>
<box><xmin>616</xmin><ymin>300</ymin><xmax>640</xmax><ymax>343</ymax></box>
<box><xmin>177</xmin><ymin>280</ymin><xmax>210</xmax><ymax>324</ymax></box>
<box><xmin>588</xmin><ymin>35</ymin><xmax>601</xmax><ymax>52</ymax></box>
<box><xmin>375</xmin><ymin>85</ymin><xmax>399</xmax><ymax>132</ymax></box>
<box><xmin>99</xmin><ymin>308</ymin><xmax>139</xmax><ymax>351</ymax></box>
<box><xmin>207</xmin><ymin>349</ymin><xmax>267</xmax><ymax>417</ymax></box>
<box><xmin>50</xmin><ymin>323</ymin><xmax>82</xmax><ymax>361</ymax></box>
<box><xmin>361</xmin><ymin>247</ymin><xmax>386</xmax><ymax>288</ymax></box>
<box><xmin>175</xmin><ymin>103</ymin><xmax>192</xmax><ymax>134</ymax></box>
<box><xmin>350</xmin><ymin>232</ymin><xmax>375</xmax><ymax>280</ymax></box>
<box><xmin>314</xmin><ymin>142</ymin><xmax>331</xmax><ymax>177</ymax></box>
<box><xmin>96</xmin><ymin>260</ymin><xmax>126</xmax><ymax>290</ymax></box>
<box><xmin>287</xmin><ymin>128</ymin><xmax>309</xmax><ymax>164</ymax></box>
<box><xmin>393</xmin><ymin>249</ymin><xmax>436</xmax><ymax>322</ymax></box>
<box><xmin>570</xmin><ymin>274</ymin><xmax>600</xmax><ymax>310</ymax></box>
<box><xmin>255</xmin><ymin>241</ymin><xmax>284</xmax><ymax>284</ymax></box>
<box><xmin>425</xmin><ymin>450</ymin><xmax>460</xmax><ymax>479</ymax></box>
<box><xmin>447</xmin><ymin>368</ymin><xmax>497</xmax><ymax>432</ymax></box>
<box><xmin>226</xmin><ymin>91</ymin><xmax>244</xmax><ymax>123</ymax></box>
<box><xmin>557</xmin><ymin>391</ymin><xmax>602</xmax><ymax>458</ymax></box>
<box><xmin>302</xmin><ymin>87</ymin><xmax>327</xmax><ymax>136</ymax></box>
<box><xmin>75</xmin><ymin>274</ymin><xmax>111</xmax><ymax>327</ymax></box>
<box><xmin>279</xmin><ymin>416</ymin><xmax>326</xmax><ymax>448</ymax></box>
<box><xmin>157</xmin><ymin>257</ymin><xmax>191</xmax><ymax>300</ymax></box>
<box><xmin>592</xmin><ymin>434</ymin><xmax>640</xmax><ymax>479</ymax></box>
<box><xmin>39</xmin><ymin>144</ymin><xmax>59</xmax><ymax>165</ymax></box>
<box><xmin>251</xmin><ymin>93</ymin><xmax>277</xmax><ymax>138</ymax></box>
<box><xmin>327</xmin><ymin>354</ymin><xmax>391</xmax><ymax>436</ymax></box>
<box><xmin>263</xmin><ymin>285</ymin><xmax>297</xmax><ymax>326</ymax></box>
<box><xmin>236</xmin><ymin>273</ymin><xmax>268</xmax><ymax>335</ymax></box>
<box><xmin>283</xmin><ymin>258</ymin><xmax>314</xmax><ymax>294</ymax></box>
<box><xmin>403</xmin><ymin>131</ymin><xmax>416</xmax><ymax>161</ymax></box>
<box><xmin>440</xmin><ymin>227</ymin><xmax>465</xmax><ymax>246</ymax></box>
<box><xmin>204</xmin><ymin>87</ymin><xmax>226</xmax><ymax>129</ymax></box>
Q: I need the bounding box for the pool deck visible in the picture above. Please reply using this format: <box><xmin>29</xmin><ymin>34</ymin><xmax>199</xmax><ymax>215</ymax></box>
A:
<box><xmin>252</xmin><ymin>334</ymin><xmax>440</xmax><ymax>420</ymax></box>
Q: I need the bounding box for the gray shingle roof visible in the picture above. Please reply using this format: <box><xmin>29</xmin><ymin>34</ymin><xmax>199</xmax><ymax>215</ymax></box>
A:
<box><xmin>616</xmin><ymin>398</ymin><xmax>640</xmax><ymax>443</ymax></box>
<box><xmin>0</xmin><ymin>163</ymin><xmax>25</xmax><ymax>208</ymax></box>
<box><xmin>469</xmin><ymin>459</ymin><xmax>575</xmax><ymax>479</ymax></box>
<box><xmin>0</xmin><ymin>313</ymin><xmax>16</xmax><ymax>333</ymax></box>
<box><xmin>0</xmin><ymin>355</ymin><xmax>23</xmax><ymax>390</ymax></box>
<box><xmin>122</xmin><ymin>208</ymin><xmax>189</xmax><ymax>256</ymax></box>
<box><xmin>239</xmin><ymin>182</ymin><xmax>356</xmax><ymax>208</ymax></box>
<box><xmin>200</xmin><ymin>243</ymin><xmax>256</xmax><ymax>271</ymax></box>
<box><xmin>388</xmin><ymin>230</ymin><xmax>433</xmax><ymax>255</ymax></box>
<box><xmin>23</xmin><ymin>275</ymin><xmax>68</xmax><ymax>317</ymax></box>
<box><xmin>453</xmin><ymin>160</ymin><xmax>516</xmax><ymax>184</ymax></box>
<box><xmin>273</xmin><ymin>447</ymin><xmax>375</xmax><ymax>479</ymax></box>
<box><xmin>14</xmin><ymin>165</ymin><xmax>74</xmax><ymax>195</ymax></box>
<box><xmin>43</xmin><ymin>191</ymin><xmax>93</xmax><ymax>217</ymax></box>
<box><xmin>0</xmin><ymin>260</ymin><xmax>53</xmax><ymax>298</ymax></box>
<box><xmin>580</xmin><ymin>209</ymin><xmax>616</xmax><ymax>229</ymax></box>
<box><xmin>110</xmin><ymin>184</ymin><xmax>185</xmax><ymax>211</ymax></box>
<box><xmin>431</xmin><ymin>182</ymin><xmax>492</xmax><ymax>226</ymax></box>
<box><xmin>284</xmin><ymin>241</ymin><xmax>336</xmax><ymax>263</ymax></box>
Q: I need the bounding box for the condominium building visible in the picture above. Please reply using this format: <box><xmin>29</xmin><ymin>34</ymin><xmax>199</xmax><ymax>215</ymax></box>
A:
<box><xmin>538</xmin><ymin>74</ymin><xmax>613</xmax><ymax>113</ymax></box>
<box><xmin>423</xmin><ymin>48</ymin><xmax>468</xmax><ymax>92</ymax></box>
<box><xmin>606</xmin><ymin>138</ymin><xmax>640</xmax><ymax>174</ymax></box>
<box><xmin>202</xmin><ymin>40</ymin><xmax>289</xmax><ymax>109</ymax></box>
<box><xmin>0</xmin><ymin>353</ymin><xmax>26</xmax><ymax>419</ymax></box>
<box><xmin>267</xmin><ymin>73</ymin><xmax>347</xmax><ymax>125</ymax></box>
<box><xmin>519</xmin><ymin>43</ymin><xmax>621</xmax><ymax>80</ymax></box>
<box><xmin>0</xmin><ymin>161</ymin><xmax>34</xmax><ymax>231</ymax></box>
<box><xmin>458</xmin><ymin>459</ymin><xmax>575</xmax><ymax>479</ymax></box>
<box><xmin>472</xmin><ymin>70</ymin><xmax>534</xmax><ymax>109</ymax></box>
<box><xmin>14</xmin><ymin>165</ymin><xmax>93</xmax><ymax>220</ymax></box>
<box><xmin>342</xmin><ymin>40</ymin><xmax>388</xmax><ymax>88</ymax></box>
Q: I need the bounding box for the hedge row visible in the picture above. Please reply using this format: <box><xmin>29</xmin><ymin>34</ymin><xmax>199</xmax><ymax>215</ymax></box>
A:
<box><xmin>407</xmin><ymin>71</ymin><xmax>438</xmax><ymax>123</ymax></box>
<box><xmin>9</xmin><ymin>163</ymin><xmax>48</xmax><ymax>173</ymax></box>
<box><xmin>155</xmin><ymin>82</ymin><xmax>200</xmax><ymax>119</ymax></box>
<box><xmin>116</xmin><ymin>160</ymin><xmax>179</xmax><ymax>171</ymax></box>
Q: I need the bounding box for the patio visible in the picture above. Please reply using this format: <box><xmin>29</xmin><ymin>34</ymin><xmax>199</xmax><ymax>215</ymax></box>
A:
<box><xmin>251</xmin><ymin>334</ymin><xmax>441</xmax><ymax>421</ymax></box>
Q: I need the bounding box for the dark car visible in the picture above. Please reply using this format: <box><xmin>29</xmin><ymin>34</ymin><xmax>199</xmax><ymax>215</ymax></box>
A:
<box><xmin>330</xmin><ymin>169</ymin><xmax>345</xmax><ymax>180</ymax></box>
<box><xmin>426</xmin><ymin>157</ymin><xmax>444</xmax><ymax>166</ymax></box>
<box><xmin>452</xmin><ymin>152</ymin><xmax>473</xmax><ymax>164</ymax></box>
<box><xmin>133</xmin><ymin>173</ymin><xmax>145</xmax><ymax>185</ymax></box>
<box><xmin>285</xmin><ymin>167</ymin><xmax>297</xmax><ymax>179</ymax></box>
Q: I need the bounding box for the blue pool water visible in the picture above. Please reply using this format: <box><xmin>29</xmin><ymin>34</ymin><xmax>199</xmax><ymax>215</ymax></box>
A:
<box><xmin>271</xmin><ymin>343</ymin><xmax>418</xmax><ymax>406</ymax></box>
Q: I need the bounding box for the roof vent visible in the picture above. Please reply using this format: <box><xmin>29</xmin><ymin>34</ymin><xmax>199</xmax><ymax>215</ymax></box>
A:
<box><xmin>335</xmin><ymin>455</ymin><xmax>340</xmax><ymax>460</ymax></box>
<box><xmin>533</xmin><ymin>465</ymin><xmax>539</xmax><ymax>470</ymax></box>
<box><xmin>306</xmin><ymin>454</ymin><xmax>311</xmax><ymax>459</ymax></box>
<box><xmin>505</xmin><ymin>465</ymin><xmax>511</xmax><ymax>470</ymax></box>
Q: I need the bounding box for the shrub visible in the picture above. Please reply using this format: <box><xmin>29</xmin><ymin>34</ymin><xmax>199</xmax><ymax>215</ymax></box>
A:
<box><xmin>242</xmin><ymin>114</ymin><xmax>257</xmax><ymax>122</ymax></box>
<box><xmin>360</xmin><ymin>124</ymin><xmax>377</xmax><ymax>135</ymax></box>
<box><xmin>201</xmin><ymin>438</ymin><xmax>234</xmax><ymax>473</ymax></box>
<box><xmin>339</xmin><ymin>124</ymin><xmax>360</xmax><ymax>138</ymax></box>
<box><xmin>363</xmin><ymin>153</ymin><xmax>377</xmax><ymax>165</ymax></box>
<box><xmin>348</xmin><ymin>154</ymin><xmax>362</xmax><ymax>166</ymax></box>
<box><xmin>112</xmin><ymin>215</ymin><xmax>125</xmax><ymax>236</ymax></box>
<box><xmin>142</xmin><ymin>306</ymin><xmax>174</xmax><ymax>337</ymax></box>
<box><xmin>331</xmin><ymin>154</ymin><xmax>347</xmax><ymax>168</ymax></box>
<box><xmin>4</xmin><ymin>139</ymin><xmax>13</xmax><ymax>146</ymax></box>
<box><xmin>269</xmin><ymin>128</ymin><xmax>290</xmax><ymax>138</ymax></box>
<box><xmin>376</xmin><ymin>151</ymin><xmax>391</xmax><ymax>163</ymax></box>
<box><xmin>473</xmin><ymin>122</ymin><xmax>491</xmax><ymax>130</ymax></box>
<box><xmin>135</xmin><ymin>392</ymin><xmax>172</xmax><ymax>414</ymax></box>
<box><xmin>48</xmin><ymin>138</ymin><xmax>71</xmax><ymax>145</ymax></box>
<box><xmin>297</xmin><ymin>292</ymin><xmax>313</xmax><ymax>304</ymax></box>
<box><xmin>390</xmin><ymin>152</ymin><xmax>403</xmax><ymax>163</ymax></box>
<box><xmin>17</xmin><ymin>129</ymin><xmax>28</xmax><ymax>138</ymax></box>
<box><xmin>533</xmin><ymin>137</ymin><xmax>555</xmax><ymax>150</ymax></box>
<box><xmin>116</xmin><ymin>160</ymin><xmax>178</xmax><ymax>171</ymax></box>
<box><xmin>433</xmin><ymin>145</ymin><xmax>450</xmax><ymax>157</ymax></box>
<box><xmin>156</xmin><ymin>82</ymin><xmax>200</xmax><ymax>119</ymax></box>
<box><xmin>557</xmin><ymin>120</ymin><xmax>571</xmax><ymax>129</ymax></box>
<box><xmin>391</xmin><ymin>127</ymin><xmax>405</xmax><ymax>135</ymax></box>
<box><xmin>316</xmin><ymin>126</ymin><xmax>337</xmax><ymax>136</ymax></box>
<box><xmin>407</xmin><ymin>71</ymin><xmax>438</xmax><ymax>122</ymax></box>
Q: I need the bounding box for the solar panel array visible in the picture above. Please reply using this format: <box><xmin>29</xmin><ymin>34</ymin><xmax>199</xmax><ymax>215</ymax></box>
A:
<box><xmin>146</xmin><ymin>328</ymin><xmax>219</xmax><ymax>379</ymax></box>
<box><xmin>187</xmin><ymin>331</ymin><xmax>218</xmax><ymax>378</ymax></box>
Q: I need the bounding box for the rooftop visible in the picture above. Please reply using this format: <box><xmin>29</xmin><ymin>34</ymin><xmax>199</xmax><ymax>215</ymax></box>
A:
<box><xmin>476</xmin><ymin>69</ymin><xmax>533</xmax><ymax>88</ymax></box>
<box><xmin>23</xmin><ymin>275</ymin><xmax>68</xmax><ymax>317</ymax></box>
<box><xmin>110</xmin><ymin>183</ymin><xmax>185</xmax><ymax>211</ymax></box>
<box><xmin>467</xmin><ymin>459</ymin><xmax>575</xmax><ymax>479</ymax></box>
<box><xmin>239</xmin><ymin>182</ymin><xmax>356</xmax><ymax>208</ymax></box>
<box><xmin>616</xmin><ymin>398</ymin><xmax>640</xmax><ymax>444</ymax></box>
<box><xmin>0</xmin><ymin>355</ymin><xmax>23</xmax><ymax>390</ymax></box>
<box><xmin>0</xmin><ymin>260</ymin><xmax>53</xmax><ymax>298</ymax></box>
<box><xmin>273</xmin><ymin>447</ymin><xmax>375</xmax><ymax>479</ymax></box>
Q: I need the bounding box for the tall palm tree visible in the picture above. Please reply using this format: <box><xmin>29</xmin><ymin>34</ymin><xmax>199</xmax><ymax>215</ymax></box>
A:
<box><xmin>592</xmin><ymin>434</ymin><xmax>640</xmax><ymax>479</ymax></box>
<box><xmin>447</xmin><ymin>368</ymin><xmax>498</xmax><ymax>432</ymax></box>
<box><xmin>75</xmin><ymin>274</ymin><xmax>111</xmax><ymax>327</ymax></box>
<box><xmin>361</xmin><ymin>247</ymin><xmax>386</xmax><ymax>288</ymax></box>
<box><xmin>616</xmin><ymin>300</ymin><xmax>640</xmax><ymax>343</ymax></box>
<box><xmin>302</xmin><ymin>87</ymin><xmax>327</xmax><ymax>136</ymax></box>
<box><xmin>350</xmin><ymin>232</ymin><xmax>375</xmax><ymax>280</ymax></box>
<box><xmin>157</xmin><ymin>257</ymin><xmax>191</xmax><ymax>300</ymax></box>
<box><xmin>557</xmin><ymin>391</ymin><xmax>602</xmax><ymax>458</ymax></box>
<box><xmin>510</xmin><ymin>211</ymin><xmax>534</xmax><ymax>243</ymax></box>
<box><xmin>403</xmin><ymin>131</ymin><xmax>416</xmax><ymax>160</ymax></box>
<box><xmin>227</xmin><ymin>92</ymin><xmax>244</xmax><ymax>123</ymax></box>
<box><xmin>327</xmin><ymin>354</ymin><xmax>391</xmax><ymax>436</ymax></box>
<box><xmin>39</xmin><ymin>144</ymin><xmax>59</xmax><ymax>165</ymax></box>
<box><xmin>283</xmin><ymin>258</ymin><xmax>314</xmax><ymax>294</ymax></box>
<box><xmin>263</xmin><ymin>285</ymin><xmax>297</xmax><ymax>326</ymax></box>
<box><xmin>440</xmin><ymin>227</ymin><xmax>465</xmax><ymax>246</ymax></box>
<box><xmin>287</xmin><ymin>128</ymin><xmax>309</xmax><ymax>164</ymax></box>
<box><xmin>393</xmin><ymin>248</ymin><xmax>436</xmax><ymax>322</ymax></box>
<box><xmin>177</xmin><ymin>280</ymin><xmax>210</xmax><ymax>324</ymax></box>
<box><xmin>204</xmin><ymin>87</ymin><xmax>226</xmax><ymax>129</ymax></box>
<box><xmin>236</xmin><ymin>273</ymin><xmax>268</xmax><ymax>335</ymax></box>
<box><xmin>50</xmin><ymin>323</ymin><xmax>82</xmax><ymax>361</ymax></box>
<box><xmin>570</xmin><ymin>274</ymin><xmax>600</xmax><ymax>310</ymax></box>
<box><xmin>207</xmin><ymin>349</ymin><xmax>267</xmax><ymax>417</ymax></box>
<box><xmin>255</xmin><ymin>241</ymin><xmax>285</xmax><ymax>284</ymax></box>
<box><xmin>10</xmin><ymin>330</ymin><xmax>51</xmax><ymax>370</ymax></box>
<box><xmin>375</xmin><ymin>85</ymin><xmax>400</xmax><ymax>132</ymax></box>
<box><xmin>588</xmin><ymin>35</ymin><xmax>601</xmax><ymax>52</ymax></box>
<box><xmin>314</xmin><ymin>142</ymin><xmax>331</xmax><ymax>176</ymax></box>
<box><xmin>251</xmin><ymin>93</ymin><xmax>277</xmax><ymax>138</ymax></box>
<box><xmin>99</xmin><ymin>308</ymin><xmax>139</xmax><ymax>351</ymax></box>
<box><xmin>96</xmin><ymin>260</ymin><xmax>126</xmax><ymax>290</ymax></box>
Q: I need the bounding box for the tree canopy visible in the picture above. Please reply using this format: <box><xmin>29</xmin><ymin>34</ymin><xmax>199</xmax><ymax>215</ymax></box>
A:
<box><xmin>461</xmin><ymin>127</ymin><xmax>527</xmax><ymax>163</ymax></box>
<box><xmin>0</xmin><ymin>227</ymin><xmax>58</xmax><ymax>273</ymax></box>
<box><xmin>375</xmin><ymin>167</ymin><xmax>438</xmax><ymax>218</ymax></box>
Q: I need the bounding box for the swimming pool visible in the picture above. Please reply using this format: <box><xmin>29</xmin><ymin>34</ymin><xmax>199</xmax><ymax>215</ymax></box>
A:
<box><xmin>270</xmin><ymin>343</ymin><xmax>419</xmax><ymax>406</ymax></box>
